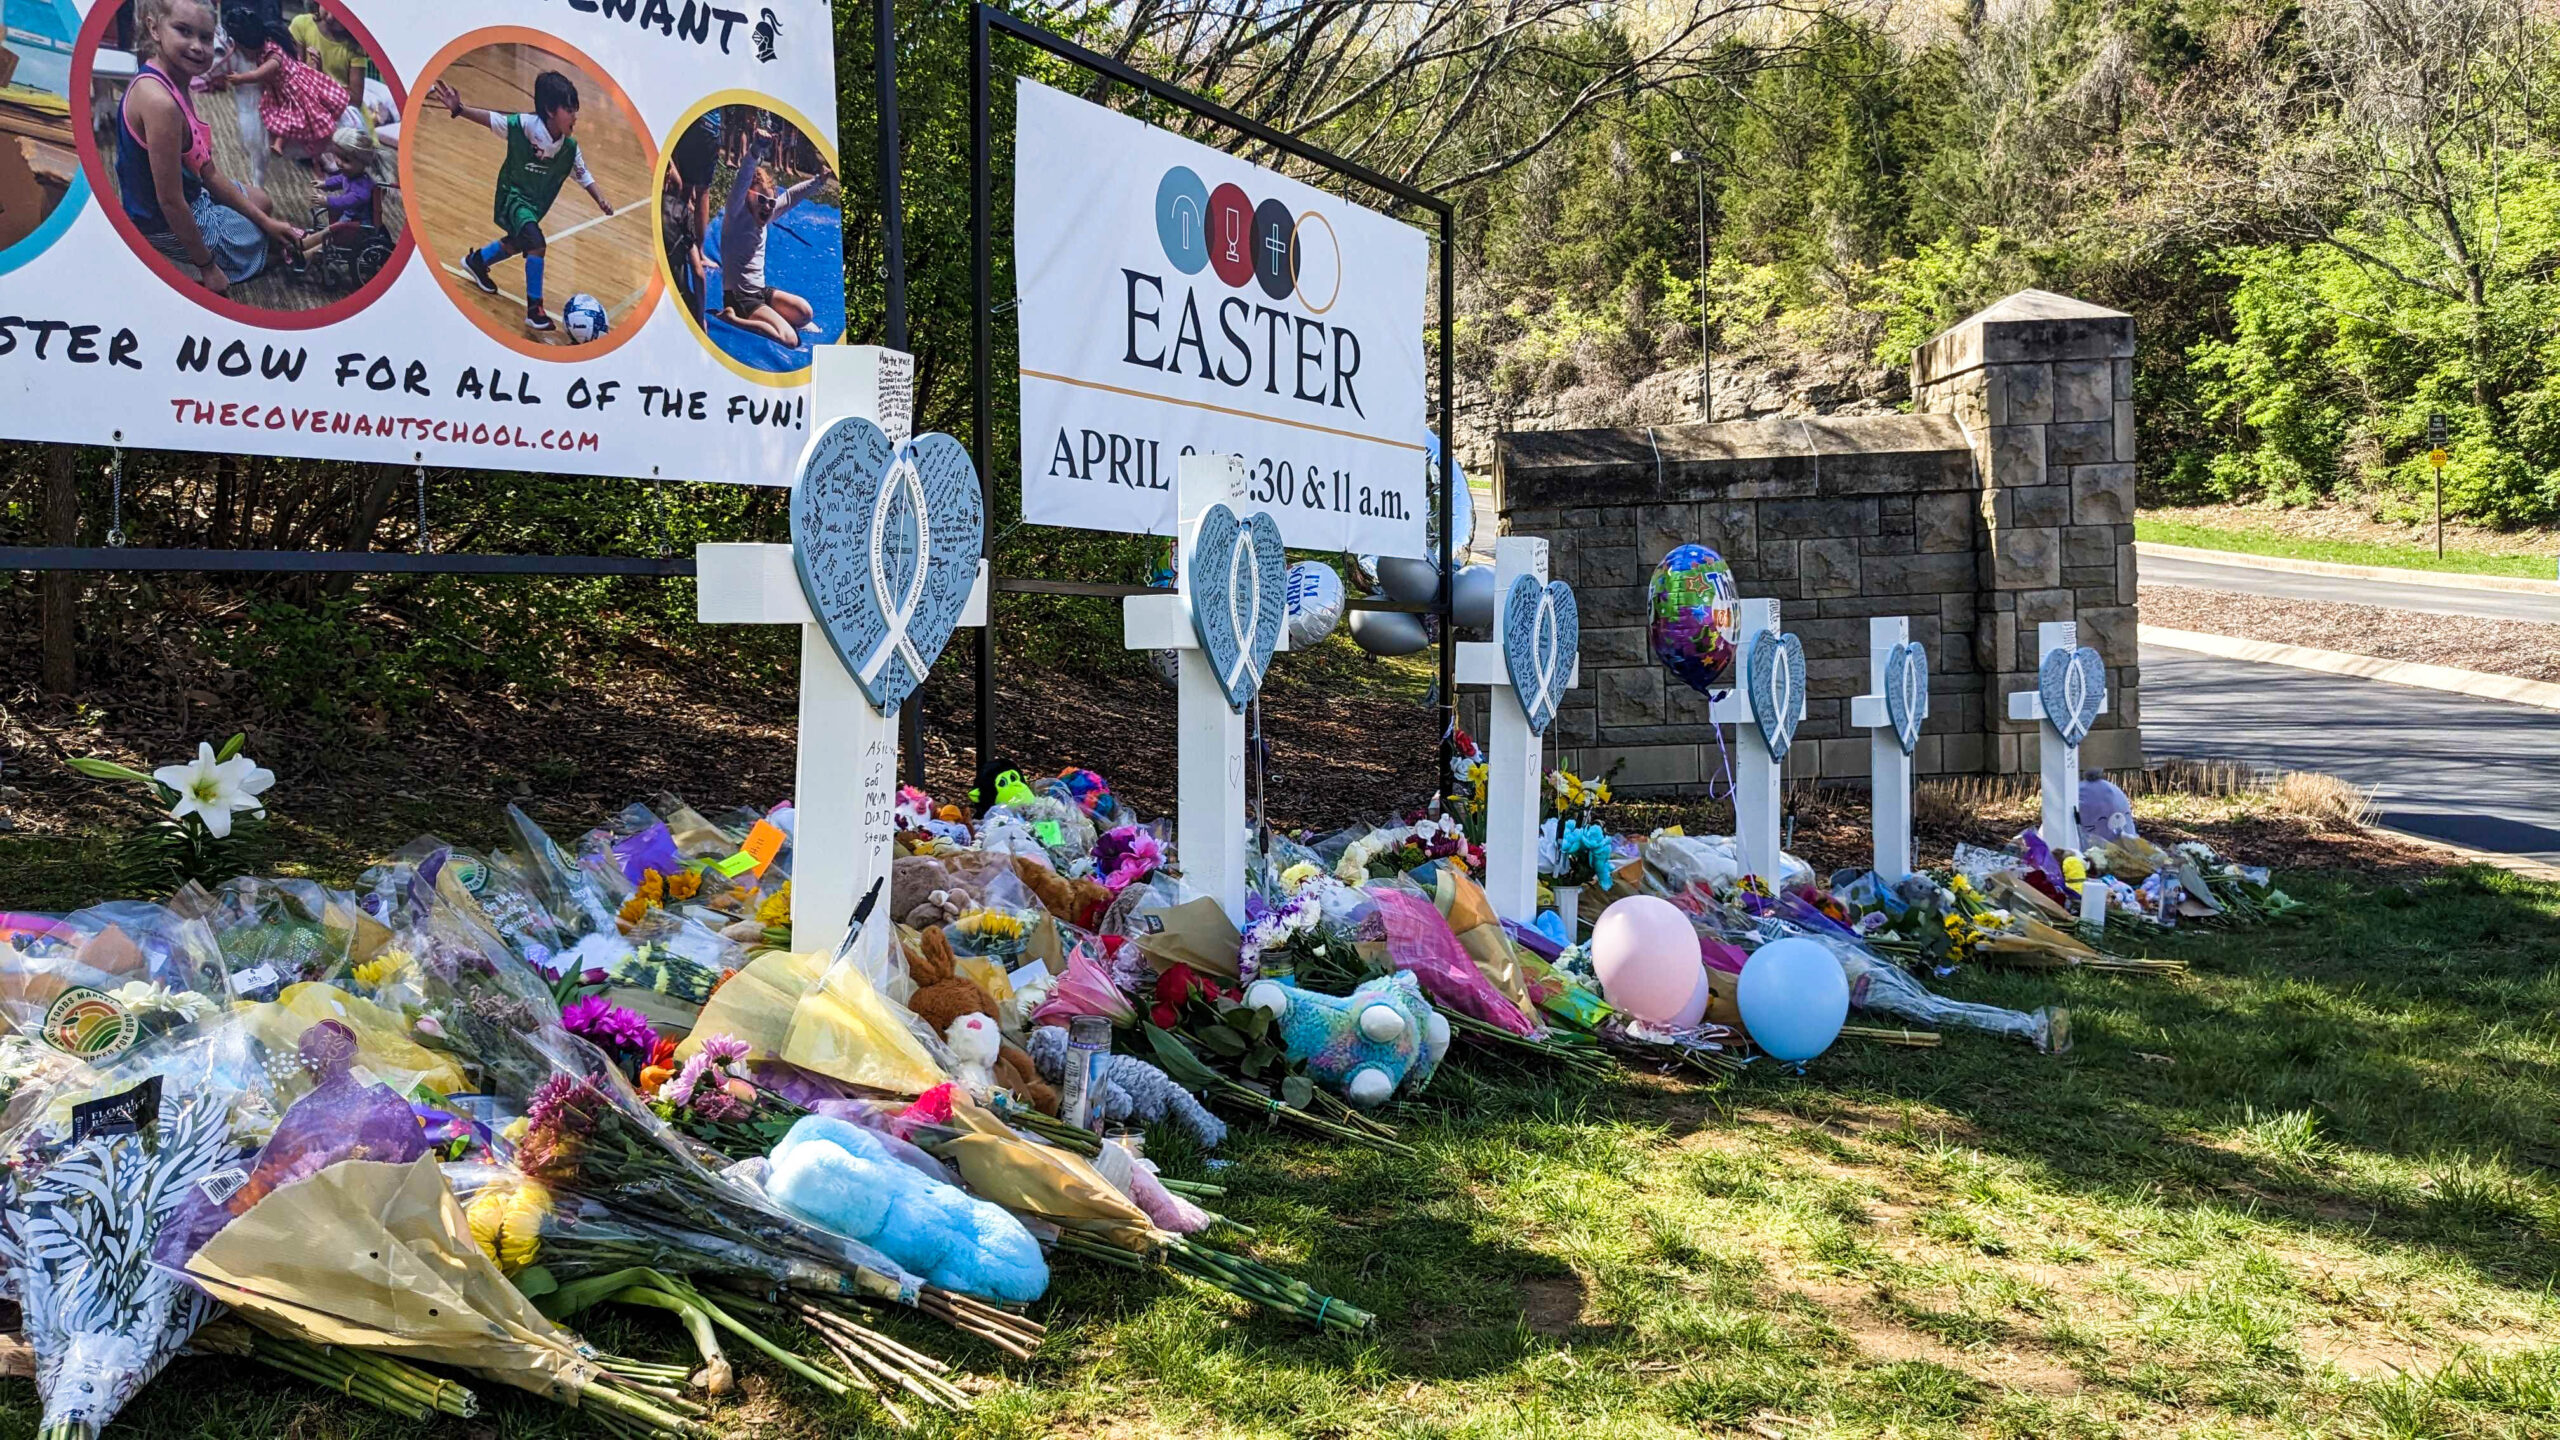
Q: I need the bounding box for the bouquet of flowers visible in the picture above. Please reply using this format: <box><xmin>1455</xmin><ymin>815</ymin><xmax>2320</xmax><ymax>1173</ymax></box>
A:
<box><xmin>1544</xmin><ymin>765</ymin><xmax>1613</xmax><ymax>821</ymax></box>
<box><xmin>179</xmin><ymin>1152</ymin><xmax>711</xmax><ymax>1437</ymax></box>
<box><xmin>641</xmin><ymin>1034</ymin><xmax>803</xmax><ymax>1159</ymax></box>
<box><xmin>6</xmin><ymin>1075</ymin><xmax>243</xmax><ymax>1440</ymax></box>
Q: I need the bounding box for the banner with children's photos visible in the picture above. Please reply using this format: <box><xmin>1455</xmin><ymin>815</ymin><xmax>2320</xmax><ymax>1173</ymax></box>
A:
<box><xmin>0</xmin><ymin>0</ymin><xmax>843</xmax><ymax>485</ymax></box>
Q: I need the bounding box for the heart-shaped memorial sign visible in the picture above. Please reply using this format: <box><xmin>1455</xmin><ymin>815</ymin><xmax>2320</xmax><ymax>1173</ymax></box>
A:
<box><xmin>1188</xmin><ymin>503</ymin><xmax>1288</xmax><ymax>712</ymax></box>
<box><xmin>1884</xmin><ymin>641</ymin><xmax>1929</xmax><ymax>757</ymax></box>
<box><xmin>790</xmin><ymin>419</ymin><xmax>985</xmax><ymax>718</ymax></box>
<box><xmin>2036</xmin><ymin>644</ymin><xmax>2108</xmax><ymax>748</ymax></box>
<box><xmin>1501</xmin><ymin>574</ymin><xmax>1580</xmax><ymax>735</ymax></box>
<box><xmin>1747</xmin><ymin>629</ymin><xmax>1808</xmax><ymax>760</ymax></box>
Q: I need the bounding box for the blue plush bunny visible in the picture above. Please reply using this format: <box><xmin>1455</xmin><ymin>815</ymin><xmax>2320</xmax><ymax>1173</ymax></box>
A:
<box><xmin>766</xmin><ymin>1114</ymin><xmax>1049</xmax><ymax>1303</ymax></box>
<box><xmin>1241</xmin><ymin>971</ymin><xmax>1450</xmax><ymax>1108</ymax></box>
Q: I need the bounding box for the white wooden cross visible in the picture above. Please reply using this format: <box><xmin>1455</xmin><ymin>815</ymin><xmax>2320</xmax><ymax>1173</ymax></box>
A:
<box><xmin>1706</xmin><ymin>598</ymin><xmax>1799</xmax><ymax>890</ymax></box>
<box><xmin>695</xmin><ymin>346</ymin><xmax>988</xmax><ymax>961</ymax></box>
<box><xmin>2005</xmin><ymin>620</ymin><xmax>2107</xmax><ymax>853</ymax></box>
<box><xmin>1455</xmin><ymin>535</ymin><xmax>1579</xmax><ymax>923</ymax></box>
<box><xmin>1847</xmin><ymin>616</ymin><xmax>1925</xmax><ymax>880</ymax></box>
<box><xmin>1120</xmin><ymin>453</ymin><xmax>1288</xmax><ymax>927</ymax></box>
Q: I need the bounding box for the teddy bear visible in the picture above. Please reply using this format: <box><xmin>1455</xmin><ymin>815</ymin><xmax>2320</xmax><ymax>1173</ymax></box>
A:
<box><xmin>1008</xmin><ymin>856</ymin><xmax>1112</xmax><ymax>930</ymax></box>
<box><xmin>893</xmin><ymin>854</ymin><xmax>981</xmax><ymax>931</ymax></box>
<box><xmin>1242</xmin><ymin>971</ymin><xmax>1450</xmax><ymax>1108</ymax></box>
<box><xmin>943</xmin><ymin>1013</ymin><xmax>1002</xmax><ymax>1102</ymax></box>
<box><xmin>904</xmin><ymin>925</ymin><xmax>995</xmax><ymax>1036</ymax></box>
<box><xmin>903</xmin><ymin>927</ymin><xmax>1061</xmax><ymax>1114</ymax></box>
<box><xmin>767</xmin><ymin>1114</ymin><xmax>1049</xmax><ymax>1303</ymax></box>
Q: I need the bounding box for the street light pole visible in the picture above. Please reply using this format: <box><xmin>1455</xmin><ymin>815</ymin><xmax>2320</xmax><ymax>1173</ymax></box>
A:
<box><xmin>1671</xmin><ymin>149</ymin><xmax>1711</xmax><ymax>422</ymax></box>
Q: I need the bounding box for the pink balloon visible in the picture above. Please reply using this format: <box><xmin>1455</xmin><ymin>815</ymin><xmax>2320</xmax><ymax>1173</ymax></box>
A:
<box><xmin>1590</xmin><ymin>894</ymin><xmax>1706</xmax><ymax>1024</ymax></box>
<box><xmin>1668</xmin><ymin>964</ymin><xmax>1710</xmax><ymax>1029</ymax></box>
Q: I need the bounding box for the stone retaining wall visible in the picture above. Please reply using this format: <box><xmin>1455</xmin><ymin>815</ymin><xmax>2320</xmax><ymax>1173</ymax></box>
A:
<box><xmin>1482</xmin><ymin>289</ymin><xmax>2143</xmax><ymax>792</ymax></box>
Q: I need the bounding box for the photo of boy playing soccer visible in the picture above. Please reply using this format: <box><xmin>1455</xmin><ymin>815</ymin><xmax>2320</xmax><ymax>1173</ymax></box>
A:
<box><xmin>428</xmin><ymin>68</ymin><xmax>609</xmax><ymax>333</ymax></box>
<box><xmin>404</xmin><ymin>39</ymin><xmax>657</xmax><ymax>352</ymax></box>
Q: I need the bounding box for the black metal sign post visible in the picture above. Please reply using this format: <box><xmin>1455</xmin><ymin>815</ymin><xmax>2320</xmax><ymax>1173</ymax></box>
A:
<box><xmin>968</xmin><ymin>4</ymin><xmax>1460</xmax><ymax>807</ymax></box>
<box><xmin>874</xmin><ymin>0</ymin><xmax>932</xmax><ymax>789</ymax></box>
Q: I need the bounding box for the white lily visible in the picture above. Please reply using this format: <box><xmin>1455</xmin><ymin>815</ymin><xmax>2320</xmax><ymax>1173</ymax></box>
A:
<box><xmin>151</xmin><ymin>742</ymin><xmax>275</xmax><ymax>840</ymax></box>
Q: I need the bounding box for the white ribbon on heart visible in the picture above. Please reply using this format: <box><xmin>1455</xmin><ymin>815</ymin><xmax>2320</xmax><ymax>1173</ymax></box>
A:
<box><xmin>1522</xmin><ymin>586</ymin><xmax>1564</xmax><ymax>724</ymax></box>
<box><xmin>1223</xmin><ymin>521</ymin><xmax>1269</xmax><ymax>696</ymax></box>
<box><xmin>857</xmin><ymin>454</ymin><xmax>933</xmax><ymax>687</ymax></box>
<box><xmin>2057</xmin><ymin>654</ymin><xmax>2093</xmax><ymax>744</ymax></box>
<box><xmin>1892</xmin><ymin>646</ymin><xmax>1927</xmax><ymax>752</ymax></box>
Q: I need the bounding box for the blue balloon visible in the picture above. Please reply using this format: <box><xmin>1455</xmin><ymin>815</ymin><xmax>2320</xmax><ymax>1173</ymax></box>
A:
<box><xmin>1735</xmin><ymin>936</ymin><xmax>1849</xmax><ymax>1064</ymax></box>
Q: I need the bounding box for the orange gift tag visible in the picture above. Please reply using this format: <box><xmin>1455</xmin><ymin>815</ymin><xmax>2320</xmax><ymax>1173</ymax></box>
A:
<box><xmin>742</xmin><ymin>819</ymin><xmax>788</xmax><ymax>876</ymax></box>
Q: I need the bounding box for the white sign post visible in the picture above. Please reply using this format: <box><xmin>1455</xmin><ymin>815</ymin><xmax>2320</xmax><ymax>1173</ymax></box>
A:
<box><xmin>1121</xmin><ymin>454</ymin><xmax>1289</xmax><ymax>926</ymax></box>
<box><xmin>1707</xmin><ymin>599</ymin><xmax>1800</xmax><ymax>890</ymax></box>
<box><xmin>2005</xmin><ymin>620</ymin><xmax>2109</xmax><ymax>853</ymax></box>
<box><xmin>696</xmin><ymin>346</ymin><xmax>987</xmax><ymax>959</ymax></box>
<box><xmin>1848</xmin><ymin>617</ymin><xmax>1926</xmax><ymax>880</ymax></box>
<box><xmin>1455</xmin><ymin>536</ymin><xmax>1580</xmax><ymax>922</ymax></box>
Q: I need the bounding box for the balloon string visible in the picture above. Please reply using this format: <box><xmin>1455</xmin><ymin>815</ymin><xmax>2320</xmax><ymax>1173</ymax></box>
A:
<box><xmin>1708</xmin><ymin>704</ymin><xmax>1736</xmax><ymax>807</ymax></box>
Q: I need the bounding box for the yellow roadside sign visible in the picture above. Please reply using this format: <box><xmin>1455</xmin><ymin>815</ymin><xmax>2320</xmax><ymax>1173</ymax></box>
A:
<box><xmin>2429</xmin><ymin>448</ymin><xmax>2449</xmax><ymax>469</ymax></box>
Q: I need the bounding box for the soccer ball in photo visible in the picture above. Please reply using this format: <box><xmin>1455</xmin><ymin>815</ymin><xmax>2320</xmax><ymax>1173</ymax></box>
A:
<box><xmin>563</xmin><ymin>294</ymin><xmax>610</xmax><ymax>344</ymax></box>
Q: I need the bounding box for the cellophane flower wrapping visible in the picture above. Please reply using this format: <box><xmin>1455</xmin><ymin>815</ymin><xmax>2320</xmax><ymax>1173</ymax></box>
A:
<box><xmin>0</xmin><ymin>902</ymin><xmax>234</xmax><ymax>1068</ymax></box>
<box><xmin>153</xmin><ymin>1020</ymin><xmax>428</xmax><ymax>1272</ymax></box>
<box><xmin>2</xmin><ymin>1016</ymin><xmax>269</xmax><ymax>1440</ymax></box>
<box><xmin>1358</xmin><ymin>885</ymin><xmax>1541</xmax><ymax>1036</ymax></box>
<box><xmin>504</xmin><ymin>1028</ymin><xmax>918</xmax><ymax>1303</ymax></box>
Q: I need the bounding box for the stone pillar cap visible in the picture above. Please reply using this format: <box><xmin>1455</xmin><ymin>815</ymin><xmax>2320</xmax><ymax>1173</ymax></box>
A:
<box><xmin>1912</xmin><ymin>289</ymin><xmax>2133</xmax><ymax>387</ymax></box>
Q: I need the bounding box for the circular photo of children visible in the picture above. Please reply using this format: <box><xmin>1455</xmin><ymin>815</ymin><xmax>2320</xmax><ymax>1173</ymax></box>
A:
<box><xmin>658</xmin><ymin>96</ymin><xmax>843</xmax><ymax>381</ymax></box>
<box><xmin>0</xmin><ymin>0</ymin><xmax>90</xmax><ymax>275</ymax></box>
<box><xmin>401</xmin><ymin>29</ymin><xmax>658</xmax><ymax>360</ymax></box>
<box><xmin>69</xmin><ymin>0</ymin><xmax>410</xmax><ymax>326</ymax></box>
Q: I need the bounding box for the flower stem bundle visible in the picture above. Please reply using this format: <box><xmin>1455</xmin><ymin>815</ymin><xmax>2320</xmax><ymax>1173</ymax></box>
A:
<box><xmin>1052</xmin><ymin>1232</ymin><xmax>1373</xmax><ymax>1335</ymax></box>
<box><xmin>193</xmin><ymin>1321</ymin><xmax>479</xmax><ymax>1421</ymax></box>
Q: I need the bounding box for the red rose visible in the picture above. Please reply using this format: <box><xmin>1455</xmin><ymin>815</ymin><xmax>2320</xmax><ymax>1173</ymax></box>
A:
<box><xmin>1149</xmin><ymin>1003</ymin><xmax>1179</xmax><ymax>1029</ymax></box>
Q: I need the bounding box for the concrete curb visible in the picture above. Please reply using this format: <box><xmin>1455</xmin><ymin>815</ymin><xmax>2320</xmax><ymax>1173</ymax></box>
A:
<box><xmin>2137</xmin><ymin>541</ymin><xmax>2560</xmax><ymax>597</ymax></box>
<box><xmin>2365</xmin><ymin>824</ymin><xmax>2560</xmax><ymax>884</ymax></box>
<box><xmin>2139</xmin><ymin>625</ymin><xmax>2560</xmax><ymax>713</ymax></box>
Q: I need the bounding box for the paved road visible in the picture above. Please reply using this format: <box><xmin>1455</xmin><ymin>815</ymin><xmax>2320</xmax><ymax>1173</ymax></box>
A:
<box><xmin>2143</xmin><ymin>550</ymin><xmax>2560</xmax><ymax>624</ymax></box>
<box><xmin>2142</xmin><ymin>645</ymin><xmax>2560</xmax><ymax>864</ymax></box>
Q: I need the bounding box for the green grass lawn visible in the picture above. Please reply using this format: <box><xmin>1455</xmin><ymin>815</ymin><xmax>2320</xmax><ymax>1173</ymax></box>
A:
<box><xmin>2138</xmin><ymin>516</ymin><xmax>2558</xmax><ymax>582</ymax></box>
<box><xmin>9</xmin><ymin>857</ymin><xmax>2559</xmax><ymax>1439</ymax></box>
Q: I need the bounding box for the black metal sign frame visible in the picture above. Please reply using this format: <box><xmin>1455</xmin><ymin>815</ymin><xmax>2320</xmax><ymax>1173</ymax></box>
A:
<box><xmin>969</xmin><ymin>4</ymin><xmax>1460</xmax><ymax>807</ymax></box>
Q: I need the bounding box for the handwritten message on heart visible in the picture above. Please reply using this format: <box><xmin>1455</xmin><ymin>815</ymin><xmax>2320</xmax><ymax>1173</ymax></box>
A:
<box><xmin>1748</xmin><ymin>630</ymin><xmax>1807</xmax><ymax>760</ymax></box>
<box><xmin>1501</xmin><ymin>575</ymin><xmax>1579</xmax><ymax>735</ymax></box>
<box><xmin>2037</xmin><ymin>644</ymin><xmax>2107</xmax><ymax>748</ymax></box>
<box><xmin>791</xmin><ymin>419</ymin><xmax>984</xmax><ymax>717</ymax></box>
<box><xmin>1884</xmin><ymin>641</ymin><xmax>1929</xmax><ymax>757</ymax></box>
<box><xmin>1188</xmin><ymin>503</ymin><xmax>1288</xmax><ymax>712</ymax></box>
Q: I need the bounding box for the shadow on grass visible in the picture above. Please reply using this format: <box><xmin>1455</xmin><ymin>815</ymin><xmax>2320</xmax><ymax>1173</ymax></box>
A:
<box><xmin>1761</xmin><ymin>864</ymin><xmax>2560</xmax><ymax>1288</ymax></box>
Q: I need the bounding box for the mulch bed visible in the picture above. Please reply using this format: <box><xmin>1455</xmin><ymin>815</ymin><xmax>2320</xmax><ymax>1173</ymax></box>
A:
<box><xmin>0</xmin><ymin>574</ymin><xmax>2445</xmax><ymax>892</ymax></box>
<box><xmin>2141</xmin><ymin>583</ymin><xmax>2560</xmax><ymax>683</ymax></box>
<box><xmin>0</xmin><ymin>616</ymin><xmax>1440</xmax><ymax>867</ymax></box>
<box><xmin>1605</xmin><ymin>785</ymin><xmax>2444</xmax><ymax>885</ymax></box>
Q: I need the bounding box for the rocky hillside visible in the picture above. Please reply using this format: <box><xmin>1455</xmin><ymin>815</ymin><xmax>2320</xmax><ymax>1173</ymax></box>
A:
<box><xmin>1447</xmin><ymin>339</ymin><xmax>1908</xmax><ymax>478</ymax></box>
